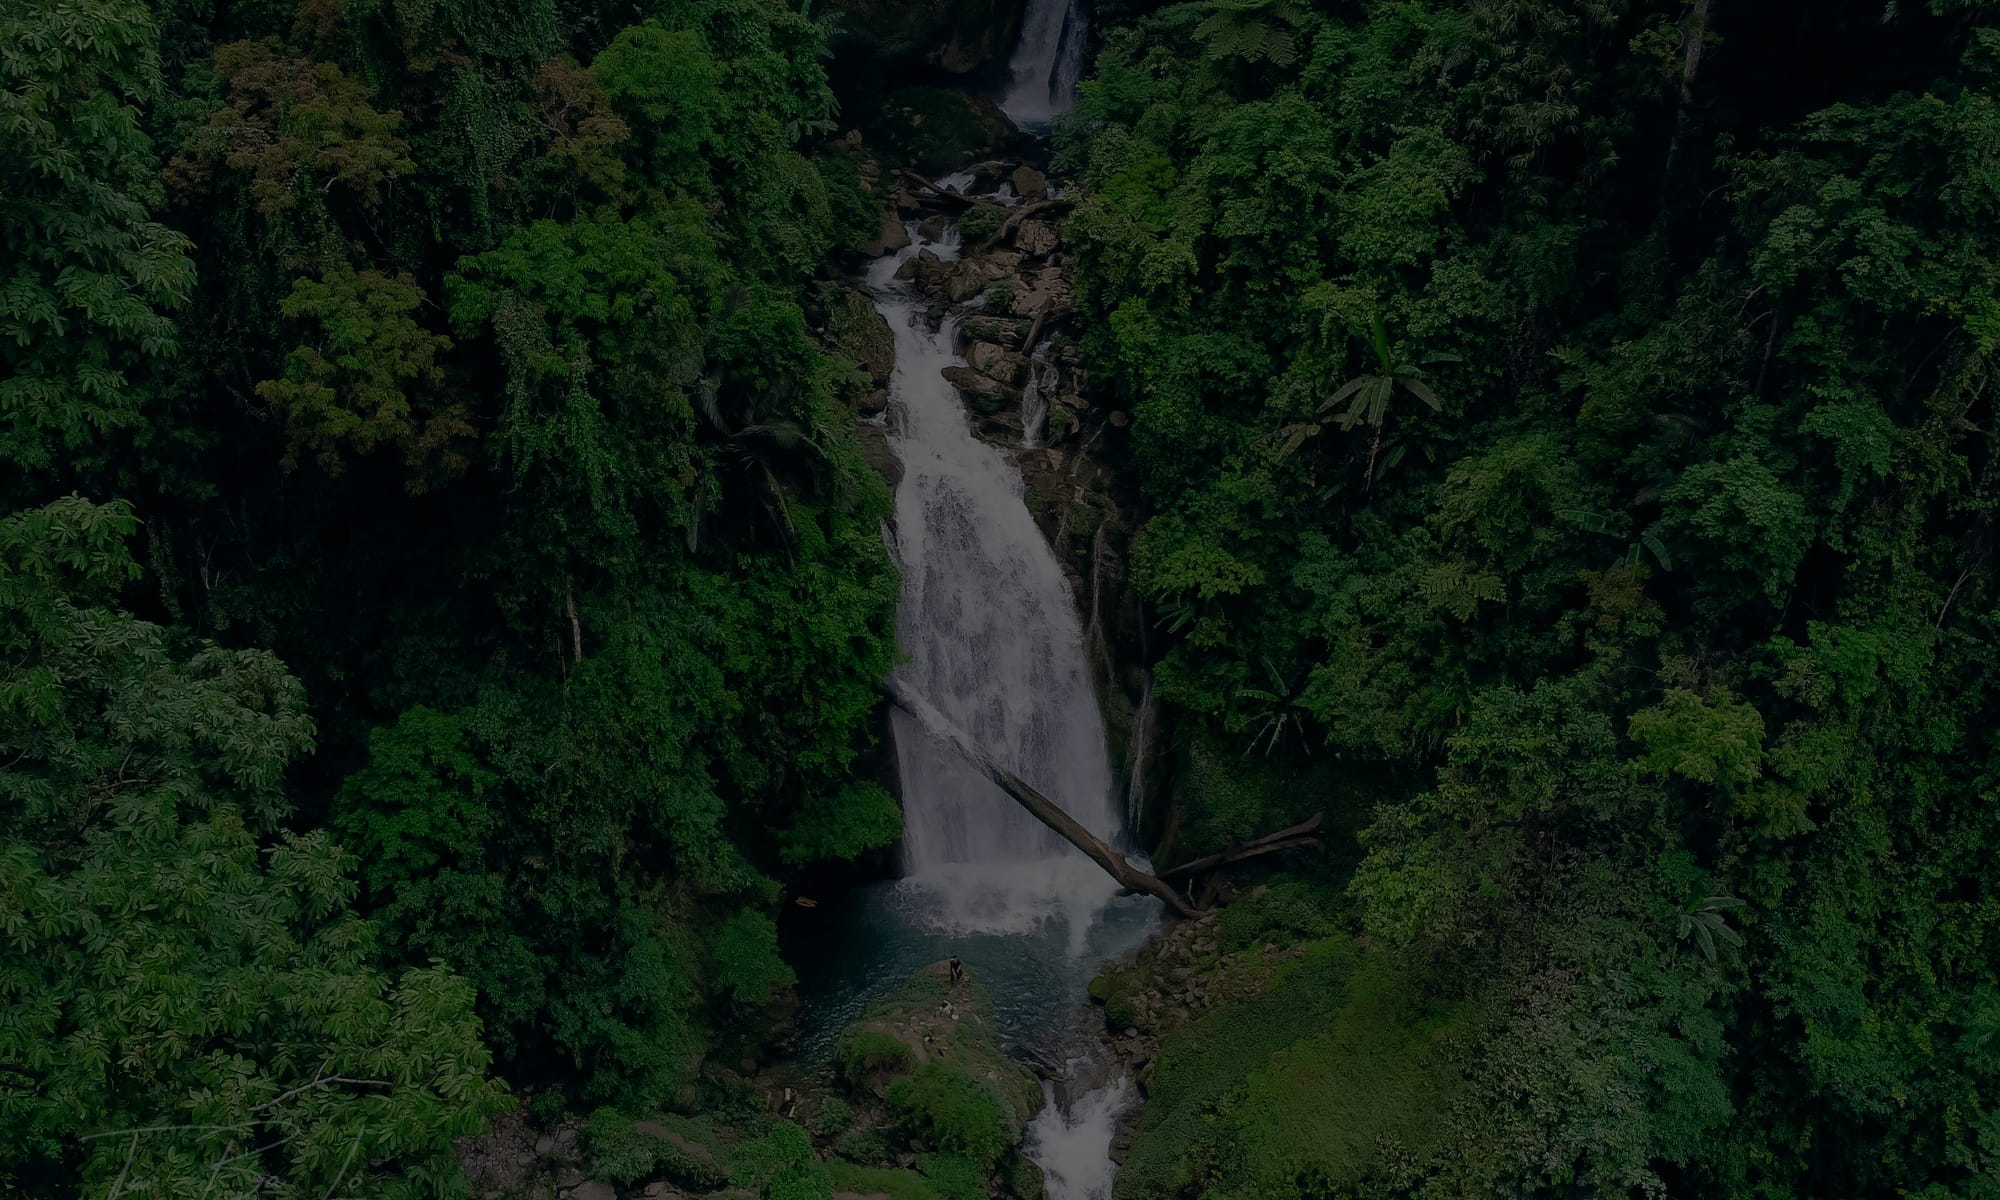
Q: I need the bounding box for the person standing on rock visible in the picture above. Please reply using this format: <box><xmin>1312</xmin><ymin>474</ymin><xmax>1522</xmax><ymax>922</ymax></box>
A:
<box><xmin>948</xmin><ymin>956</ymin><xmax>965</xmax><ymax>986</ymax></box>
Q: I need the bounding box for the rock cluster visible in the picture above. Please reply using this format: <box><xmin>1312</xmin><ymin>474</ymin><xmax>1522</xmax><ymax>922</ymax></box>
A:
<box><xmin>1086</xmin><ymin>889</ymin><xmax>1311</xmax><ymax>1093</ymax></box>
<box><xmin>457</xmin><ymin>1110</ymin><xmax>587</xmax><ymax>1200</ymax></box>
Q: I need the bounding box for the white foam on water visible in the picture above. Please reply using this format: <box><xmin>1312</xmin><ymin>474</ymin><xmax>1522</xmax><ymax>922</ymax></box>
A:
<box><xmin>1025</xmin><ymin>1075</ymin><xmax>1136</xmax><ymax>1200</ymax></box>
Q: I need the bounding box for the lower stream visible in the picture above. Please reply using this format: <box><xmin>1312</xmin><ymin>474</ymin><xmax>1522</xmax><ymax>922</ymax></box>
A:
<box><xmin>784</xmin><ymin>224</ymin><xmax>1156</xmax><ymax>1200</ymax></box>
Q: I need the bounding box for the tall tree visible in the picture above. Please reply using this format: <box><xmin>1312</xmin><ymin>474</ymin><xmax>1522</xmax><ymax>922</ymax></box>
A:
<box><xmin>0</xmin><ymin>0</ymin><xmax>193</xmax><ymax>493</ymax></box>
<box><xmin>0</xmin><ymin>497</ymin><xmax>506</xmax><ymax>1197</ymax></box>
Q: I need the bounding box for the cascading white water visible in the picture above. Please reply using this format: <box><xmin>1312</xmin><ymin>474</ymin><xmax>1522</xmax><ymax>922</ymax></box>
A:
<box><xmin>998</xmin><ymin>0</ymin><xmax>1090</xmax><ymax>128</ymax></box>
<box><xmin>870</xmin><ymin>226</ymin><xmax>1128</xmax><ymax>955</ymax></box>
<box><xmin>1024</xmin><ymin>1075</ymin><xmax>1135</xmax><ymax>1200</ymax></box>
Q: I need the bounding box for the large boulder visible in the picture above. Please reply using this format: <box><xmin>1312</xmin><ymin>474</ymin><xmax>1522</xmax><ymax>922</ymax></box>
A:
<box><xmin>1013</xmin><ymin>219</ymin><xmax>1060</xmax><ymax>258</ymax></box>
<box><xmin>966</xmin><ymin>341</ymin><xmax>1030</xmax><ymax>386</ymax></box>
<box><xmin>857</xmin><ymin>420</ymin><xmax>901</xmax><ymax>491</ymax></box>
<box><xmin>942</xmin><ymin>366</ymin><xmax>1020</xmax><ymax>415</ymax></box>
<box><xmin>827</xmin><ymin>291</ymin><xmax>897</xmax><ymax>388</ymax></box>
<box><xmin>861</xmin><ymin>211</ymin><xmax>913</xmax><ymax>258</ymax></box>
<box><xmin>1009</xmin><ymin>164</ymin><xmax>1048</xmax><ymax>201</ymax></box>
<box><xmin>833</xmin><ymin>963</ymin><xmax>1046</xmax><ymax>1153</ymax></box>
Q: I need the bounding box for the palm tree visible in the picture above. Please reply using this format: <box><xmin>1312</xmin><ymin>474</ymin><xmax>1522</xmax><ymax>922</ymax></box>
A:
<box><xmin>1270</xmin><ymin>314</ymin><xmax>1459</xmax><ymax>492</ymax></box>
<box><xmin>1553</xmin><ymin>507</ymin><xmax>1675</xmax><ymax>572</ymax></box>
<box><xmin>1234</xmin><ymin>657</ymin><xmax>1313</xmax><ymax>756</ymax></box>
<box><xmin>1195</xmin><ymin>0</ymin><xmax>1310</xmax><ymax>66</ymax></box>
<box><xmin>1676</xmin><ymin>894</ymin><xmax>1746</xmax><ymax>961</ymax></box>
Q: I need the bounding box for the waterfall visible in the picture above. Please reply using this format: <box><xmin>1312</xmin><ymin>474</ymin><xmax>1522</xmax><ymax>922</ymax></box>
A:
<box><xmin>1025</xmin><ymin>1075</ymin><xmax>1135</xmax><ymax>1200</ymax></box>
<box><xmin>869</xmin><ymin>225</ymin><xmax>1128</xmax><ymax>955</ymax></box>
<box><xmin>998</xmin><ymin>0</ymin><xmax>1090</xmax><ymax>128</ymax></box>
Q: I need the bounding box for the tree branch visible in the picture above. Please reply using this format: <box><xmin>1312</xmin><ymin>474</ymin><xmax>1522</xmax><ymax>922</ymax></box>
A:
<box><xmin>249</xmin><ymin>1075</ymin><xmax>392</xmax><ymax>1114</ymax></box>
<box><xmin>1158</xmin><ymin>814</ymin><xmax>1327</xmax><ymax>880</ymax></box>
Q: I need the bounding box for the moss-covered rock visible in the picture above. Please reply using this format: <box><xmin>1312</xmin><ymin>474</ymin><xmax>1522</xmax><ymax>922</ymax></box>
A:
<box><xmin>828</xmin><ymin>1161</ymin><xmax>947</xmax><ymax>1200</ymax></box>
<box><xmin>584</xmin><ymin>1107</ymin><xmax>732</xmax><ymax>1189</ymax></box>
<box><xmin>832</xmin><ymin>963</ymin><xmax>1046</xmax><ymax>1165</ymax></box>
<box><xmin>1002</xmin><ymin>1152</ymin><xmax>1044</xmax><ymax>1200</ymax></box>
<box><xmin>838</xmin><ymin>1029</ymin><xmax>921</xmax><ymax>1093</ymax></box>
<box><xmin>1112</xmin><ymin>937</ymin><xmax>1476</xmax><ymax>1200</ymax></box>
<box><xmin>887</xmin><ymin>1066</ymin><xmax>1012</xmax><ymax>1166</ymax></box>
<box><xmin>828</xmin><ymin>291</ymin><xmax>897</xmax><ymax>388</ymax></box>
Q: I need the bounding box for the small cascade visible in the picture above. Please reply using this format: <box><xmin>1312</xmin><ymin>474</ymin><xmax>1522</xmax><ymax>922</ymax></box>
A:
<box><xmin>1020</xmin><ymin>340</ymin><xmax>1056</xmax><ymax>449</ymax></box>
<box><xmin>1025</xmin><ymin>1072</ymin><xmax>1137</xmax><ymax>1200</ymax></box>
<box><xmin>999</xmin><ymin>0</ymin><xmax>1090</xmax><ymax>128</ymax></box>
<box><xmin>1125</xmin><ymin>675</ymin><xmax>1156</xmax><ymax>833</ymax></box>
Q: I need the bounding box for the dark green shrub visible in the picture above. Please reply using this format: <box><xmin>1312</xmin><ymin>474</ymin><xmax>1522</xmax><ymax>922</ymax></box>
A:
<box><xmin>886</xmin><ymin>1065</ymin><xmax>1011</xmax><ymax>1167</ymax></box>
<box><xmin>1216</xmin><ymin>877</ymin><xmax>1344</xmax><ymax>954</ymax></box>
<box><xmin>837</xmin><ymin>1029</ymin><xmax>917</xmax><ymax>1084</ymax></box>
<box><xmin>735</xmin><ymin>1121</ymin><xmax>830</xmax><ymax>1200</ymax></box>
<box><xmin>706</xmin><ymin>909</ymin><xmax>796</xmax><ymax>1006</ymax></box>
<box><xmin>528</xmin><ymin>1088</ymin><xmax>569</xmax><ymax>1125</ymax></box>
<box><xmin>585</xmin><ymin>1107</ymin><xmax>663</xmax><ymax>1186</ymax></box>
<box><xmin>957</xmin><ymin>206</ymin><xmax>1006</xmax><ymax>244</ymax></box>
<box><xmin>810</xmin><ymin>1095</ymin><xmax>855</xmax><ymax>1138</ymax></box>
<box><xmin>917</xmin><ymin>1153</ymin><xmax>987</xmax><ymax>1200</ymax></box>
<box><xmin>836</xmin><ymin>1127</ymin><xmax>893</xmax><ymax>1164</ymax></box>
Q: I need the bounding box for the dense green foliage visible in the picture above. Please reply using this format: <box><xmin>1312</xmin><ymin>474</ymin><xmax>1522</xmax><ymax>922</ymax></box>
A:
<box><xmin>0</xmin><ymin>498</ymin><xmax>506</xmax><ymax>1195</ymax></box>
<box><xmin>1119</xmin><ymin>937</ymin><xmax>1467</xmax><ymax>1199</ymax></box>
<box><xmin>1062</xmin><ymin>0</ymin><xmax>2000</xmax><ymax>1194</ymax></box>
<box><xmin>887</xmin><ymin>1066</ymin><xmax>1013</xmax><ymax>1168</ymax></box>
<box><xmin>15</xmin><ymin>0</ymin><xmax>2000</xmax><ymax>1191</ymax></box>
<box><xmin>4</xmin><ymin>0</ymin><xmax>903</xmax><ymax>1188</ymax></box>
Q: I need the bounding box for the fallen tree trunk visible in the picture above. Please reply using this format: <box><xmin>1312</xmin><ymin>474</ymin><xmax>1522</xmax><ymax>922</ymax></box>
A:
<box><xmin>900</xmin><ymin>171</ymin><xmax>1076</xmax><ymax>224</ymax></box>
<box><xmin>1158</xmin><ymin>814</ymin><xmax>1326</xmax><ymax>881</ymax></box>
<box><xmin>885</xmin><ymin>679</ymin><xmax>1198</xmax><ymax>918</ymax></box>
<box><xmin>898</xmin><ymin>170</ymin><xmax>1002</xmax><ymax>213</ymax></box>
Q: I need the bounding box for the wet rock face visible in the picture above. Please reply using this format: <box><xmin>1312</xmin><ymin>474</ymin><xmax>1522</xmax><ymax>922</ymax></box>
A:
<box><xmin>824</xmin><ymin>0</ymin><xmax>1030</xmax><ymax>81</ymax></box>
<box><xmin>942</xmin><ymin>365</ymin><xmax>1021</xmax><ymax>415</ymax></box>
<box><xmin>965</xmin><ymin>341</ymin><xmax>1030</xmax><ymax>386</ymax></box>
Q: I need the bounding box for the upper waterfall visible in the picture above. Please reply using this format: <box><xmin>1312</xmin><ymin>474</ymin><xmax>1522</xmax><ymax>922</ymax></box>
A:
<box><xmin>998</xmin><ymin>0</ymin><xmax>1089</xmax><ymax>128</ymax></box>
